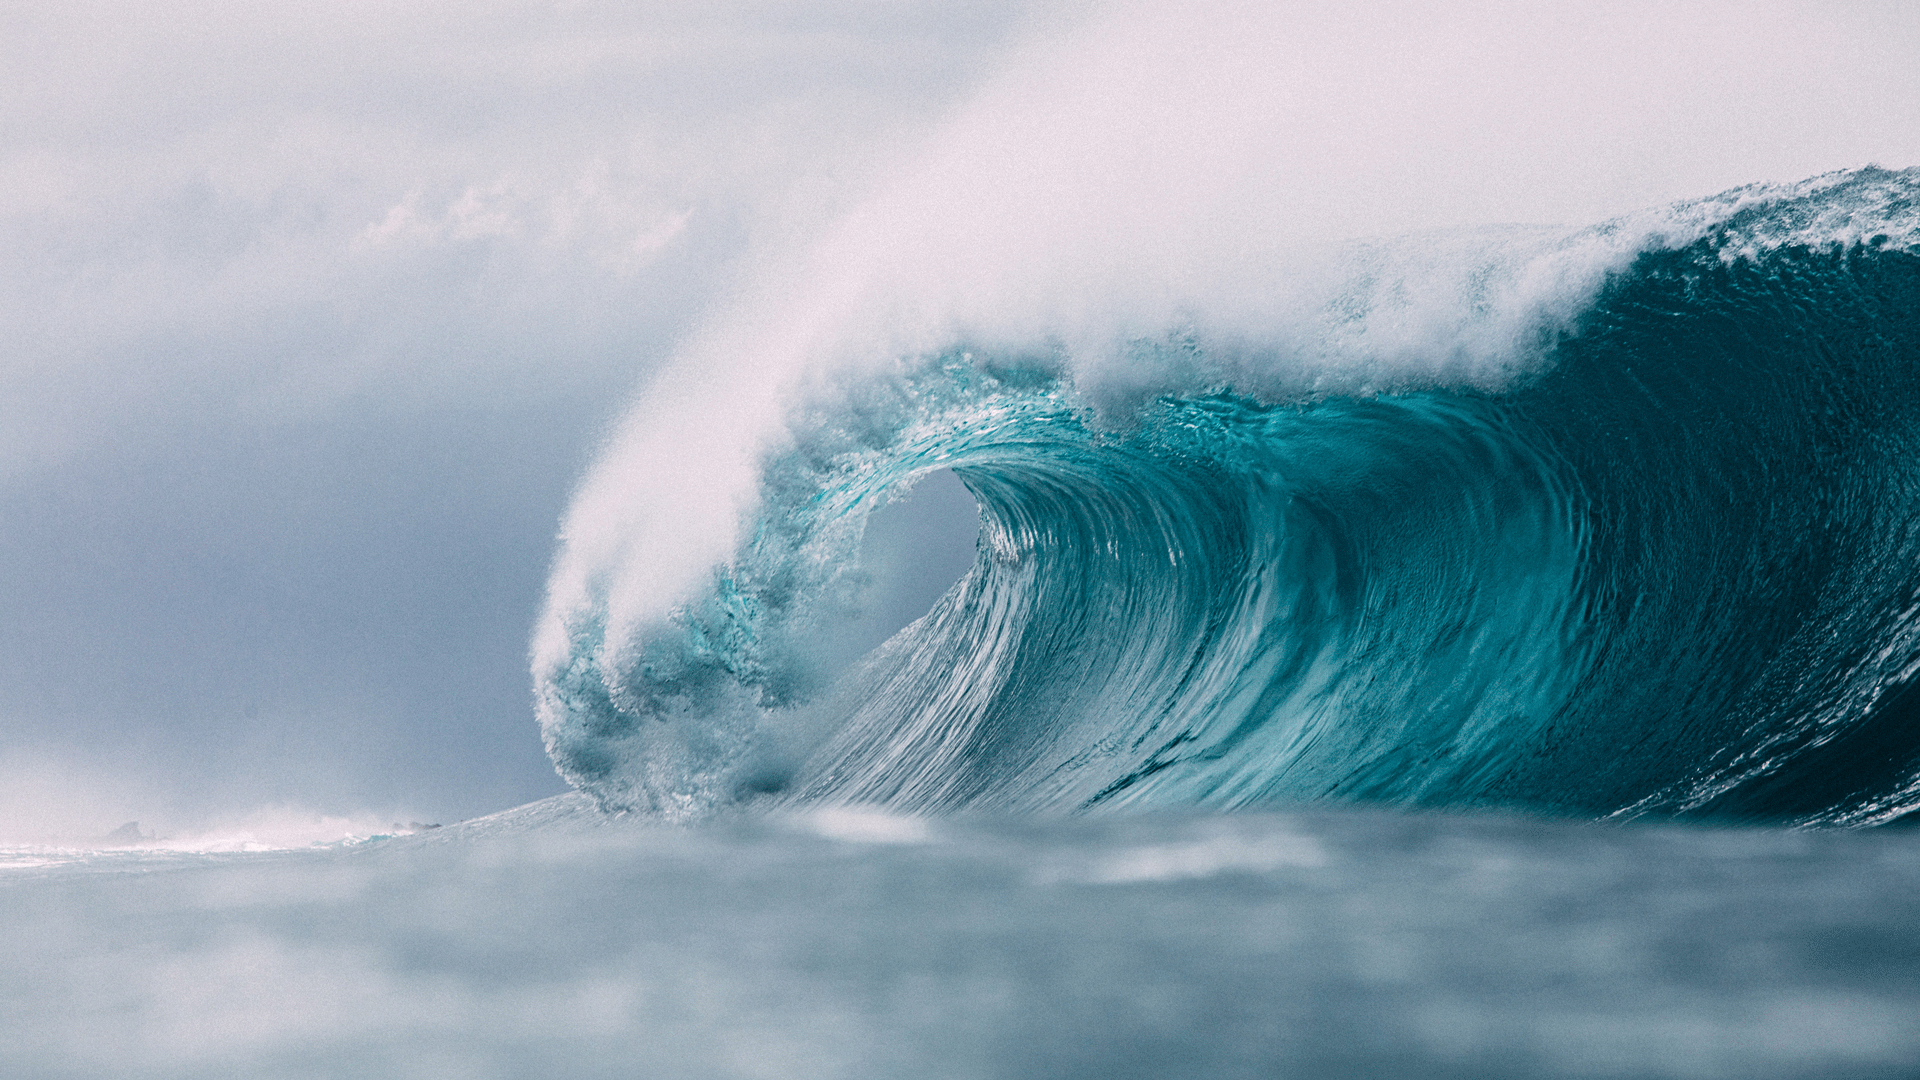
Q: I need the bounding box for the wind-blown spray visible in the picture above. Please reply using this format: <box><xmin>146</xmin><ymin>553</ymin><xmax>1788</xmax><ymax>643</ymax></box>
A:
<box><xmin>532</xmin><ymin>0</ymin><xmax>1920</xmax><ymax>822</ymax></box>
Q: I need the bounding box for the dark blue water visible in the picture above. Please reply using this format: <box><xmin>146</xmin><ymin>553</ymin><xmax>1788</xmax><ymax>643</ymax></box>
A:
<box><xmin>538</xmin><ymin>168</ymin><xmax>1920</xmax><ymax>827</ymax></box>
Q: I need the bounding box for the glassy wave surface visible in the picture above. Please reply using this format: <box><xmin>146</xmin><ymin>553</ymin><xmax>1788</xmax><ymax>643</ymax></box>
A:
<box><xmin>535</xmin><ymin>168</ymin><xmax>1920</xmax><ymax>825</ymax></box>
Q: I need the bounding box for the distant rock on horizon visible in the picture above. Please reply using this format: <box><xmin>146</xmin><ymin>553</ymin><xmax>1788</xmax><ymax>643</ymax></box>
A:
<box><xmin>101</xmin><ymin>822</ymin><xmax>146</xmax><ymax>845</ymax></box>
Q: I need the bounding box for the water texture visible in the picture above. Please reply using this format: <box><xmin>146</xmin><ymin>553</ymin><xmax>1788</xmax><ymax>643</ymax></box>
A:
<box><xmin>535</xmin><ymin>168</ymin><xmax>1920</xmax><ymax>825</ymax></box>
<box><xmin>5</xmin><ymin>802</ymin><xmax>1919</xmax><ymax>1080</ymax></box>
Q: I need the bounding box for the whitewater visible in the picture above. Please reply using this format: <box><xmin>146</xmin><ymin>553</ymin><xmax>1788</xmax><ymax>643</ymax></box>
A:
<box><xmin>8</xmin><ymin>1</ymin><xmax>1920</xmax><ymax>1071</ymax></box>
<box><xmin>535</xmin><ymin>168</ymin><xmax>1920</xmax><ymax>828</ymax></box>
<box><xmin>6</xmin><ymin>170</ymin><xmax>1920</xmax><ymax>1078</ymax></box>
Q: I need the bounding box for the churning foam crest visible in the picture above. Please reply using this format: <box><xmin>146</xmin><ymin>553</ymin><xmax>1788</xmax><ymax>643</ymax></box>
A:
<box><xmin>533</xmin><ymin>0</ymin><xmax>1914</xmax><ymax>689</ymax></box>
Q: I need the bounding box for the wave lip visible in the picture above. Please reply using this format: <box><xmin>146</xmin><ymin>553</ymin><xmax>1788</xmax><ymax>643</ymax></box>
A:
<box><xmin>536</xmin><ymin>167</ymin><xmax>1920</xmax><ymax>824</ymax></box>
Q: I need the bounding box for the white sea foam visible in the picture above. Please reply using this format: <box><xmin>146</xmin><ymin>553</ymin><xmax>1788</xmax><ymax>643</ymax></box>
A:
<box><xmin>534</xmin><ymin>0</ymin><xmax>1920</xmax><ymax>748</ymax></box>
<box><xmin>0</xmin><ymin>751</ymin><xmax>428</xmax><ymax>859</ymax></box>
<box><xmin>798</xmin><ymin>806</ymin><xmax>935</xmax><ymax>845</ymax></box>
<box><xmin>1044</xmin><ymin>824</ymin><xmax>1331</xmax><ymax>885</ymax></box>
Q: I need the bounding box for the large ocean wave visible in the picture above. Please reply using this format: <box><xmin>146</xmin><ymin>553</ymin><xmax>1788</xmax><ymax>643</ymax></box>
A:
<box><xmin>534</xmin><ymin>167</ymin><xmax>1920</xmax><ymax>825</ymax></box>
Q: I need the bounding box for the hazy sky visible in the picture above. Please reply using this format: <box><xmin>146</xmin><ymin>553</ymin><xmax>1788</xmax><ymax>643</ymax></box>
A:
<box><xmin>3</xmin><ymin>0</ymin><xmax>1917</xmax><ymax>837</ymax></box>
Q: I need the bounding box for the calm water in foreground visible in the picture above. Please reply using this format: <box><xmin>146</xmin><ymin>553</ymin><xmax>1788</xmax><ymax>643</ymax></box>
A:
<box><xmin>3</xmin><ymin>795</ymin><xmax>1917</xmax><ymax>1079</ymax></box>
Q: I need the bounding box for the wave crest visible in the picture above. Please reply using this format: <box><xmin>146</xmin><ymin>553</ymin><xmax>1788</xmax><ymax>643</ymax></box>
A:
<box><xmin>536</xmin><ymin>168</ymin><xmax>1920</xmax><ymax>824</ymax></box>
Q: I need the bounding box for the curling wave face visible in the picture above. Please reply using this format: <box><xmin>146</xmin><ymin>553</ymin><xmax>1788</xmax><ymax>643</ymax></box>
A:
<box><xmin>535</xmin><ymin>168</ymin><xmax>1920</xmax><ymax>824</ymax></box>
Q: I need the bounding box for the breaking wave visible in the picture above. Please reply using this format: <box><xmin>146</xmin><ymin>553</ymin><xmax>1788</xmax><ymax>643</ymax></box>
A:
<box><xmin>535</xmin><ymin>167</ymin><xmax>1920</xmax><ymax>825</ymax></box>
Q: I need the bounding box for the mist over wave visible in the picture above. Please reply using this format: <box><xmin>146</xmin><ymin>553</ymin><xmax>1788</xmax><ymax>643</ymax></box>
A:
<box><xmin>12</xmin><ymin>7</ymin><xmax>1920</xmax><ymax>1076</ymax></box>
<box><xmin>535</xmin><ymin>160</ymin><xmax>1920</xmax><ymax>824</ymax></box>
<box><xmin>526</xmin><ymin>1</ymin><xmax>1920</xmax><ymax>824</ymax></box>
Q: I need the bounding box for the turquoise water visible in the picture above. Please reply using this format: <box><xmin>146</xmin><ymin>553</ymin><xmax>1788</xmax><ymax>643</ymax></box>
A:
<box><xmin>25</xmin><ymin>170</ymin><xmax>1912</xmax><ymax>1079</ymax></box>
<box><xmin>539</xmin><ymin>168</ymin><xmax>1920</xmax><ymax>826</ymax></box>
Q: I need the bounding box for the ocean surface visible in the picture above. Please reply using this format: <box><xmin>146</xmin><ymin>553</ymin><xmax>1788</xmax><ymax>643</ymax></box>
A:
<box><xmin>7</xmin><ymin>169</ymin><xmax>1920</xmax><ymax>1077</ymax></box>
<box><xmin>4</xmin><ymin>799</ymin><xmax>1919</xmax><ymax>1079</ymax></box>
<box><xmin>537</xmin><ymin>167</ymin><xmax>1920</xmax><ymax>826</ymax></box>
